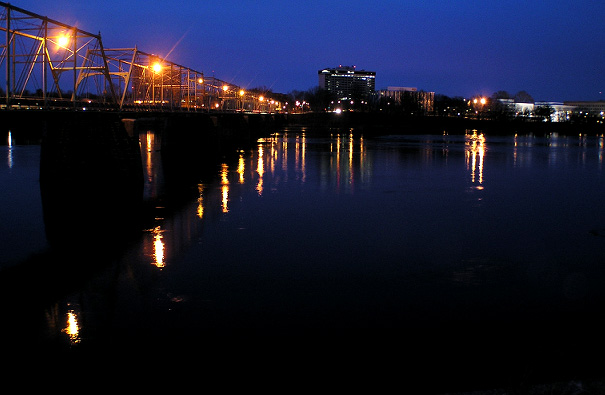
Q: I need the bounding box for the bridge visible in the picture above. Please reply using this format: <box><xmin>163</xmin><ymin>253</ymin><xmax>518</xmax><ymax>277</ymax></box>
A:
<box><xmin>0</xmin><ymin>2</ymin><xmax>282</xmax><ymax>113</ymax></box>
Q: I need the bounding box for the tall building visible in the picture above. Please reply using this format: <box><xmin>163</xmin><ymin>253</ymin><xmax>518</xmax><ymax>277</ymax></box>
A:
<box><xmin>318</xmin><ymin>66</ymin><xmax>376</xmax><ymax>101</ymax></box>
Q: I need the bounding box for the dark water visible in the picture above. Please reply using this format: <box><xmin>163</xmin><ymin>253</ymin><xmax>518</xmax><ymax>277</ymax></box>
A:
<box><xmin>2</xmin><ymin>127</ymin><xmax>605</xmax><ymax>390</ymax></box>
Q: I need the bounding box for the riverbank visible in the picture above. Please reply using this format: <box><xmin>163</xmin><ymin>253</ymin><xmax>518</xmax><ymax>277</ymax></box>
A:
<box><xmin>3</xmin><ymin>109</ymin><xmax>604</xmax><ymax>147</ymax></box>
<box><xmin>285</xmin><ymin>111</ymin><xmax>605</xmax><ymax>136</ymax></box>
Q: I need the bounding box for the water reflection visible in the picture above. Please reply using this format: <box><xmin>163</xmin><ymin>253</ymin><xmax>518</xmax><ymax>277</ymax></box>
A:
<box><xmin>510</xmin><ymin>132</ymin><xmax>605</xmax><ymax>170</ymax></box>
<box><xmin>7</xmin><ymin>130</ymin><xmax>13</xmax><ymax>169</ymax></box>
<box><xmin>256</xmin><ymin>143</ymin><xmax>264</xmax><ymax>195</ymax></box>
<box><xmin>21</xmin><ymin>126</ymin><xmax>605</xmax><ymax>363</ymax></box>
<box><xmin>221</xmin><ymin>163</ymin><xmax>230</xmax><ymax>212</ymax></box>
<box><xmin>238</xmin><ymin>152</ymin><xmax>245</xmax><ymax>184</ymax></box>
<box><xmin>152</xmin><ymin>226</ymin><xmax>165</xmax><ymax>268</ymax></box>
<box><xmin>465</xmin><ymin>130</ymin><xmax>485</xmax><ymax>186</ymax></box>
<box><xmin>62</xmin><ymin>307</ymin><xmax>81</xmax><ymax>345</ymax></box>
<box><xmin>141</xmin><ymin>130</ymin><xmax>164</xmax><ymax>200</ymax></box>
<box><xmin>599</xmin><ymin>135</ymin><xmax>604</xmax><ymax>169</ymax></box>
<box><xmin>197</xmin><ymin>184</ymin><xmax>205</xmax><ymax>218</ymax></box>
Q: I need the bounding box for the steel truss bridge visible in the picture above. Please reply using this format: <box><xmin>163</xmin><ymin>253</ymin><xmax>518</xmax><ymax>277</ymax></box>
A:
<box><xmin>0</xmin><ymin>2</ymin><xmax>281</xmax><ymax>112</ymax></box>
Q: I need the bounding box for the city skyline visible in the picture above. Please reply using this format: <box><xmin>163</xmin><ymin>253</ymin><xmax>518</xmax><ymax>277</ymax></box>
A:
<box><xmin>10</xmin><ymin>0</ymin><xmax>605</xmax><ymax>102</ymax></box>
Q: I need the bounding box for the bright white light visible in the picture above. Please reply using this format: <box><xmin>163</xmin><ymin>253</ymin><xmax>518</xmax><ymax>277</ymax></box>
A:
<box><xmin>57</xmin><ymin>35</ymin><xmax>69</xmax><ymax>47</ymax></box>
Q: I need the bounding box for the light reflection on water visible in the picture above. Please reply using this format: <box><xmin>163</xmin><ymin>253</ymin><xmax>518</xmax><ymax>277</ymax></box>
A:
<box><xmin>3</xmin><ymin>128</ymin><xmax>605</xmax><ymax>387</ymax></box>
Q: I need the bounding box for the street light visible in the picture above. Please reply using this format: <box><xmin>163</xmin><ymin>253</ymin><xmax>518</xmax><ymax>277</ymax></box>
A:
<box><xmin>152</xmin><ymin>62</ymin><xmax>162</xmax><ymax>74</ymax></box>
<box><xmin>57</xmin><ymin>34</ymin><xmax>69</xmax><ymax>48</ymax></box>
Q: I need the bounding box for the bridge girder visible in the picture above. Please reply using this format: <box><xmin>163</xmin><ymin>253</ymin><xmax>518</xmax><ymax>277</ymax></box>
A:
<box><xmin>0</xmin><ymin>2</ymin><xmax>282</xmax><ymax>112</ymax></box>
<box><xmin>0</xmin><ymin>1</ymin><xmax>118</xmax><ymax>107</ymax></box>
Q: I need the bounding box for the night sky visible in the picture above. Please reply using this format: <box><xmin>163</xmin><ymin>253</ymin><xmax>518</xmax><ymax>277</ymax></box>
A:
<box><xmin>11</xmin><ymin>0</ymin><xmax>605</xmax><ymax>101</ymax></box>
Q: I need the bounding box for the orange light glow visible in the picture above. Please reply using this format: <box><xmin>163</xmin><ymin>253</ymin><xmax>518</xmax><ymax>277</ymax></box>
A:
<box><xmin>466</xmin><ymin>130</ymin><xmax>486</xmax><ymax>184</ymax></box>
<box><xmin>57</xmin><ymin>34</ymin><xmax>69</xmax><ymax>48</ymax></box>
<box><xmin>152</xmin><ymin>226</ymin><xmax>165</xmax><ymax>268</ymax></box>
<box><xmin>152</xmin><ymin>62</ymin><xmax>162</xmax><ymax>73</ymax></box>
<box><xmin>62</xmin><ymin>309</ymin><xmax>81</xmax><ymax>344</ymax></box>
<box><xmin>197</xmin><ymin>184</ymin><xmax>205</xmax><ymax>218</ymax></box>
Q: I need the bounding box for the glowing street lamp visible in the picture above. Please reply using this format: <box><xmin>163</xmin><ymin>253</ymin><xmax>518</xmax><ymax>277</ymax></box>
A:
<box><xmin>57</xmin><ymin>34</ymin><xmax>69</xmax><ymax>48</ymax></box>
<box><xmin>152</xmin><ymin>62</ymin><xmax>162</xmax><ymax>74</ymax></box>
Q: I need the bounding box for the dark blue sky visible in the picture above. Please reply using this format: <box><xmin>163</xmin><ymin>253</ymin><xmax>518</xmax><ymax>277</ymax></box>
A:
<box><xmin>13</xmin><ymin>0</ymin><xmax>605</xmax><ymax>101</ymax></box>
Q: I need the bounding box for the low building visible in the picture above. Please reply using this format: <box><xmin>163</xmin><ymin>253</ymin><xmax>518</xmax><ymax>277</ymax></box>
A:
<box><xmin>535</xmin><ymin>102</ymin><xmax>576</xmax><ymax>122</ymax></box>
<box><xmin>564</xmin><ymin>100</ymin><xmax>605</xmax><ymax>116</ymax></box>
<box><xmin>497</xmin><ymin>99</ymin><xmax>576</xmax><ymax>122</ymax></box>
<box><xmin>378</xmin><ymin>86</ymin><xmax>435</xmax><ymax>114</ymax></box>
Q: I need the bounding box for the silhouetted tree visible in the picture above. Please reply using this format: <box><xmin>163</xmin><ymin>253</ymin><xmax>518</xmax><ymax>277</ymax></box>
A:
<box><xmin>434</xmin><ymin>94</ymin><xmax>468</xmax><ymax>117</ymax></box>
<box><xmin>288</xmin><ymin>87</ymin><xmax>336</xmax><ymax>112</ymax></box>
<box><xmin>534</xmin><ymin>104</ymin><xmax>554</xmax><ymax>122</ymax></box>
<box><xmin>492</xmin><ymin>90</ymin><xmax>511</xmax><ymax>100</ymax></box>
<box><xmin>490</xmin><ymin>91</ymin><xmax>514</xmax><ymax>120</ymax></box>
<box><xmin>514</xmin><ymin>90</ymin><xmax>534</xmax><ymax>103</ymax></box>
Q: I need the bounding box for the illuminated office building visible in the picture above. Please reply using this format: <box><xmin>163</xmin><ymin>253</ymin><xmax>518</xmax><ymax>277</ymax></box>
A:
<box><xmin>318</xmin><ymin>66</ymin><xmax>376</xmax><ymax>100</ymax></box>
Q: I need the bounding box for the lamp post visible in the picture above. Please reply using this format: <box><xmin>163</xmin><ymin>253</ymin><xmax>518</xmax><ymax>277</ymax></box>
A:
<box><xmin>152</xmin><ymin>62</ymin><xmax>162</xmax><ymax>107</ymax></box>
<box><xmin>222</xmin><ymin>84</ymin><xmax>229</xmax><ymax>110</ymax></box>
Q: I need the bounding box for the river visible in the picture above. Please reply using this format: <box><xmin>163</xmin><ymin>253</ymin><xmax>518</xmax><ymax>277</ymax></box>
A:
<box><xmin>2</xmin><ymin>126</ymin><xmax>605</xmax><ymax>392</ymax></box>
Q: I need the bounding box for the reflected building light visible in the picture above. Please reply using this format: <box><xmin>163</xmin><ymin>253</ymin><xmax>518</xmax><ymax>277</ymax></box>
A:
<box><xmin>281</xmin><ymin>138</ymin><xmax>288</xmax><ymax>172</ymax></box>
<box><xmin>295</xmin><ymin>134</ymin><xmax>307</xmax><ymax>182</ymax></box>
<box><xmin>152</xmin><ymin>226</ymin><xmax>165</xmax><ymax>268</ymax></box>
<box><xmin>335</xmin><ymin>134</ymin><xmax>342</xmax><ymax>192</ymax></box>
<box><xmin>301</xmin><ymin>133</ymin><xmax>306</xmax><ymax>183</ymax></box>
<box><xmin>598</xmin><ymin>135</ymin><xmax>604</xmax><ymax>169</ymax></box>
<box><xmin>336</xmin><ymin>134</ymin><xmax>341</xmax><ymax>166</ymax></box>
<box><xmin>295</xmin><ymin>136</ymin><xmax>300</xmax><ymax>174</ymax></box>
<box><xmin>513</xmin><ymin>134</ymin><xmax>518</xmax><ymax>167</ymax></box>
<box><xmin>257</xmin><ymin>144</ymin><xmax>264</xmax><ymax>195</ymax></box>
<box><xmin>62</xmin><ymin>308</ymin><xmax>81</xmax><ymax>345</ymax></box>
<box><xmin>359</xmin><ymin>136</ymin><xmax>368</xmax><ymax>183</ymax></box>
<box><xmin>238</xmin><ymin>153</ymin><xmax>245</xmax><ymax>184</ymax></box>
<box><xmin>270</xmin><ymin>140</ymin><xmax>277</xmax><ymax>174</ymax></box>
<box><xmin>220</xmin><ymin>163</ymin><xmax>230</xmax><ymax>212</ymax></box>
<box><xmin>7</xmin><ymin>130</ymin><xmax>13</xmax><ymax>169</ymax></box>
<box><xmin>465</xmin><ymin>130</ymin><xmax>486</xmax><ymax>185</ymax></box>
<box><xmin>349</xmin><ymin>133</ymin><xmax>355</xmax><ymax>187</ymax></box>
<box><xmin>221</xmin><ymin>163</ymin><xmax>229</xmax><ymax>185</ymax></box>
<box><xmin>197</xmin><ymin>184</ymin><xmax>205</xmax><ymax>218</ymax></box>
<box><xmin>222</xmin><ymin>185</ymin><xmax>229</xmax><ymax>212</ymax></box>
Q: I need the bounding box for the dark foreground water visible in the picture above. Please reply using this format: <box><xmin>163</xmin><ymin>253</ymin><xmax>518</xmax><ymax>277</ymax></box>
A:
<box><xmin>2</xmin><ymin>127</ymin><xmax>605</xmax><ymax>391</ymax></box>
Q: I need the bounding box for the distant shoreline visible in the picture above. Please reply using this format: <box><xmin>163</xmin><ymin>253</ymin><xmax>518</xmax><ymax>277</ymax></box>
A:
<box><xmin>286</xmin><ymin>111</ymin><xmax>605</xmax><ymax>136</ymax></box>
